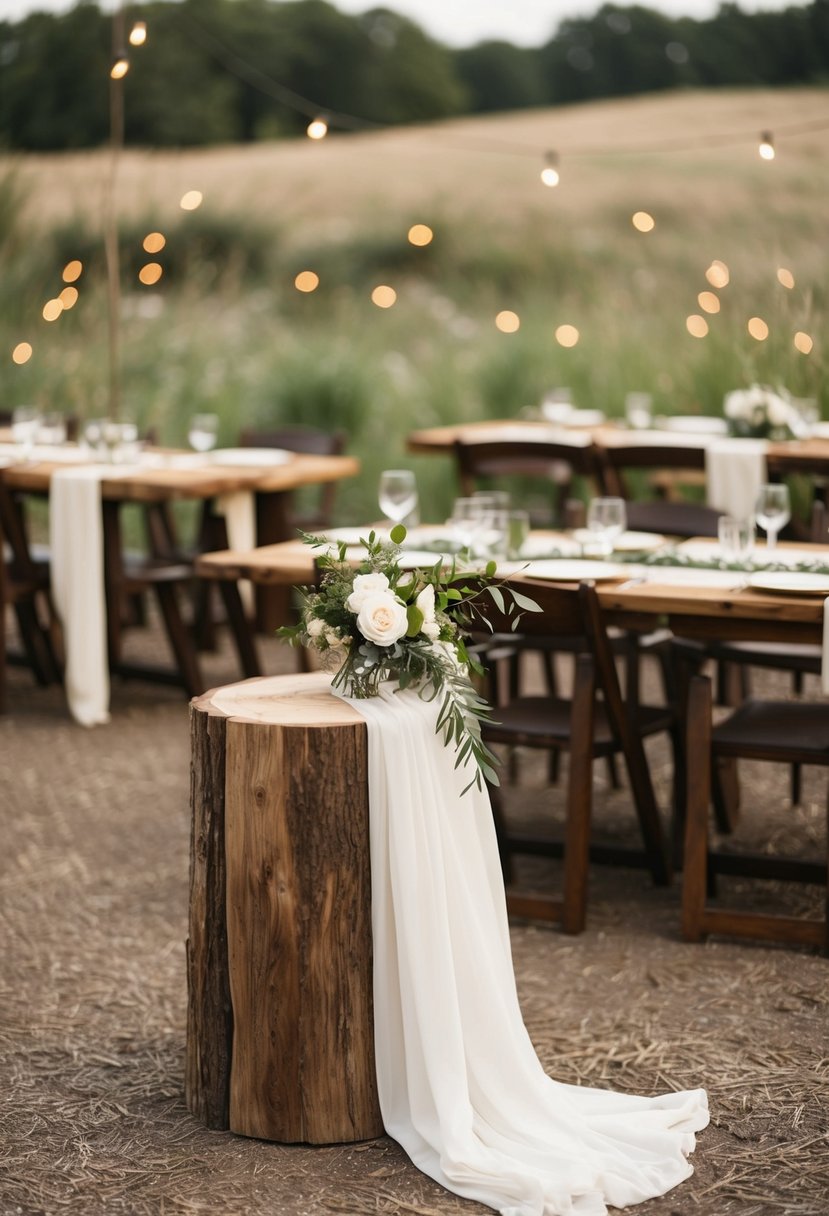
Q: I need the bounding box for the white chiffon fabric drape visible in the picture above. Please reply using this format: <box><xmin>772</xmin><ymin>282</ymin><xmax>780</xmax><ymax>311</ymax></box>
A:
<box><xmin>341</xmin><ymin>685</ymin><xmax>709</xmax><ymax>1216</ymax></box>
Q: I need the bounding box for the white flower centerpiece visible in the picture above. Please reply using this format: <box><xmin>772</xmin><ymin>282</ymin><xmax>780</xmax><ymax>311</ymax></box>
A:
<box><xmin>278</xmin><ymin>525</ymin><xmax>540</xmax><ymax>792</ymax></box>
<box><xmin>723</xmin><ymin>384</ymin><xmax>795</xmax><ymax>440</ymax></box>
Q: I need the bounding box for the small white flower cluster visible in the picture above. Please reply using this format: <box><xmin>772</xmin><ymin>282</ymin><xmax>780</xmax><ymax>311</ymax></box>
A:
<box><xmin>346</xmin><ymin>572</ymin><xmax>440</xmax><ymax>645</ymax></box>
<box><xmin>723</xmin><ymin>384</ymin><xmax>794</xmax><ymax>432</ymax></box>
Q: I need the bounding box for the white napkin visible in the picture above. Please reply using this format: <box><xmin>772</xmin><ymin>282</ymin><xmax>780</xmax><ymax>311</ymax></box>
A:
<box><xmin>822</xmin><ymin>599</ymin><xmax>829</xmax><ymax>695</ymax></box>
<box><xmin>49</xmin><ymin>466</ymin><xmax>112</xmax><ymax>726</ymax></box>
<box><xmin>705</xmin><ymin>438</ymin><xmax>768</xmax><ymax>519</ymax></box>
<box><xmin>214</xmin><ymin>490</ymin><xmax>256</xmax><ymax>612</ymax></box>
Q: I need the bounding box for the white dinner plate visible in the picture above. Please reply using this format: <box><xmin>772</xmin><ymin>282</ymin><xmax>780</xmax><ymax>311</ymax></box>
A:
<box><xmin>749</xmin><ymin>572</ymin><xmax>829</xmax><ymax>596</ymax></box>
<box><xmin>612</xmin><ymin>531</ymin><xmax>667</xmax><ymax>553</ymax></box>
<box><xmin>396</xmin><ymin>550</ymin><xmax>453</xmax><ymax>569</ymax></box>
<box><xmin>325</xmin><ymin>526</ymin><xmax>389</xmax><ymax>545</ymax></box>
<box><xmin>209</xmin><ymin>447</ymin><xmax>293</xmax><ymax>466</ymax></box>
<box><xmin>659</xmin><ymin>415</ymin><xmax>728</xmax><ymax>435</ymax></box>
<box><xmin>502</xmin><ymin>560</ymin><xmax>629</xmax><ymax>582</ymax></box>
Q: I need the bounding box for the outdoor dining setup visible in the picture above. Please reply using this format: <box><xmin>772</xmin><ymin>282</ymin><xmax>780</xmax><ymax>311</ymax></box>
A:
<box><xmin>3</xmin><ymin>395</ymin><xmax>828</xmax><ymax>958</ymax></box>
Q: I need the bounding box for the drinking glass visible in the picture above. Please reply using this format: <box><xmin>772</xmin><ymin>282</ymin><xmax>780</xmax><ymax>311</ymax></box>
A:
<box><xmin>188</xmin><ymin>413</ymin><xmax>219</xmax><ymax>453</ymax></box>
<box><xmin>378</xmin><ymin>469</ymin><xmax>418</xmax><ymax>526</ymax></box>
<box><xmin>624</xmin><ymin>392</ymin><xmax>653</xmax><ymax>430</ymax></box>
<box><xmin>789</xmin><ymin>397</ymin><xmax>819</xmax><ymax>440</ymax></box>
<box><xmin>717</xmin><ymin>516</ymin><xmax>755</xmax><ymax>565</ymax></box>
<box><xmin>586</xmin><ymin>496</ymin><xmax>627</xmax><ymax>556</ymax></box>
<box><xmin>447</xmin><ymin>496</ymin><xmax>486</xmax><ymax>552</ymax></box>
<box><xmin>11</xmin><ymin>407</ymin><xmax>40</xmax><ymax>461</ymax></box>
<box><xmin>36</xmin><ymin>412</ymin><xmax>68</xmax><ymax>446</ymax></box>
<box><xmin>754</xmin><ymin>484</ymin><xmax>790</xmax><ymax>552</ymax></box>
<box><xmin>507</xmin><ymin>509</ymin><xmax>530</xmax><ymax>559</ymax></box>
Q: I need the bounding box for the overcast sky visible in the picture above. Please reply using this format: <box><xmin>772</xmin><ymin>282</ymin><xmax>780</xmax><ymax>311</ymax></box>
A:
<box><xmin>3</xmin><ymin>0</ymin><xmax>812</xmax><ymax>47</ymax></box>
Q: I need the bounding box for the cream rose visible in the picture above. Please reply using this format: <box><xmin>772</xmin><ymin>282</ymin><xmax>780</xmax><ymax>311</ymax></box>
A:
<box><xmin>356</xmin><ymin>592</ymin><xmax>409</xmax><ymax>646</ymax></box>
<box><xmin>346</xmin><ymin>572</ymin><xmax>391</xmax><ymax>612</ymax></box>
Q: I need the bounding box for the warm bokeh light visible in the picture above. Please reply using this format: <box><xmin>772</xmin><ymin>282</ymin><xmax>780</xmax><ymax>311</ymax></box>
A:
<box><xmin>747</xmin><ymin>316</ymin><xmax>769</xmax><ymax>341</ymax></box>
<box><xmin>307</xmin><ymin>118</ymin><xmax>328</xmax><ymax>140</ymax></box>
<box><xmin>698</xmin><ymin>291</ymin><xmax>720</xmax><ymax>314</ymax></box>
<box><xmin>555</xmin><ymin>324</ymin><xmax>580</xmax><ymax>347</ymax></box>
<box><xmin>495</xmin><ymin>310</ymin><xmax>520</xmax><ymax>333</ymax></box>
<box><xmin>759</xmin><ymin>131</ymin><xmax>775</xmax><ymax>160</ymax></box>
<box><xmin>295</xmin><ymin>270</ymin><xmax>320</xmax><ymax>293</ymax></box>
<box><xmin>12</xmin><ymin>342</ymin><xmax>33</xmax><ymax>365</ymax></box>
<box><xmin>42</xmin><ymin>298</ymin><xmax>63</xmax><ymax>322</ymax></box>
<box><xmin>59</xmin><ymin>286</ymin><xmax>79</xmax><ymax>309</ymax></box>
<box><xmin>180</xmin><ymin>190</ymin><xmax>203</xmax><ymax>211</ymax></box>
<box><xmin>540</xmin><ymin>165</ymin><xmax>560</xmax><ymax>188</ymax></box>
<box><xmin>139</xmin><ymin>263</ymin><xmax>163</xmax><ymax>286</ymax></box>
<box><xmin>794</xmin><ymin>331</ymin><xmax>814</xmax><ymax>354</ymax></box>
<box><xmin>777</xmin><ymin>267</ymin><xmax>795</xmax><ymax>289</ymax></box>
<box><xmin>110</xmin><ymin>55</ymin><xmax>129</xmax><ymax>80</ymax></box>
<box><xmin>408</xmin><ymin>224</ymin><xmax>433</xmax><ymax>247</ymax></box>
<box><xmin>686</xmin><ymin>314</ymin><xmax>709</xmax><ymax>338</ymax></box>
<box><xmin>705</xmin><ymin>260</ymin><xmax>730</xmax><ymax>288</ymax></box>
<box><xmin>632</xmin><ymin>211</ymin><xmax>655</xmax><ymax>233</ymax></box>
<box><xmin>371</xmin><ymin>285</ymin><xmax>397</xmax><ymax>309</ymax></box>
<box><xmin>143</xmin><ymin>231</ymin><xmax>166</xmax><ymax>253</ymax></box>
<box><xmin>129</xmin><ymin>21</ymin><xmax>147</xmax><ymax>46</ymax></box>
<box><xmin>62</xmin><ymin>260</ymin><xmax>82</xmax><ymax>284</ymax></box>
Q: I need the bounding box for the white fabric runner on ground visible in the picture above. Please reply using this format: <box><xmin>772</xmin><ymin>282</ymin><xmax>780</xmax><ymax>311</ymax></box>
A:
<box><xmin>50</xmin><ymin>465</ymin><xmax>113</xmax><ymax>726</ymax></box>
<box><xmin>340</xmin><ymin>684</ymin><xmax>709</xmax><ymax>1216</ymax></box>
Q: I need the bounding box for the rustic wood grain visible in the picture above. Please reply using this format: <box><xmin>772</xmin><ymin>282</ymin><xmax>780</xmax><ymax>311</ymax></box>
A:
<box><xmin>188</xmin><ymin>674</ymin><xmax>382</xmax><ymax>1145</ymax></box>
<box><xmin>185</xmin><ymin>695</ymin><xmax>233</xmax><ymax>1129</ymax></box>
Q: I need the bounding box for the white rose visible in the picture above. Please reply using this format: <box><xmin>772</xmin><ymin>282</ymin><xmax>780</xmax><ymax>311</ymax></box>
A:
<box><xmin>422</xmin><ymin>620</ymin><xmax>441</xmax><ymax>640</ymax></box>
<box><xmin>346</xmin><ymin>572</ymin><xmax>390</xmax><ymax>612</ymax></box>
<box><xmin>356</xmin><ymin>592</ymin><xmax>409</xmax><ymax>646</ymax></box>
<box><xmin>724</xmin><ymin>389</ymin><xmax>749</xmax><ymax>420</ymax></box>
<box><xmin>415</xmin><ymin>583</ymin><xmax>436</xmax><ymax>624</ymax></box>
<box><xmin>306</xmin><ymin>617</ymin><xmax>326</xmax><ymax>638</ymax></box>
<box><xmin>766</xmin><ymin>393</ymin><xmax>792</xmax><ymax>427</ymax></box>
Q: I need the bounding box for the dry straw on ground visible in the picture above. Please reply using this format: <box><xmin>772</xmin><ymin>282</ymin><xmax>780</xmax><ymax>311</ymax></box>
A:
<box><xmin>1</xmin><ymin>625</ymin><xmax>827</xmax><ymax>1216</ymax></box>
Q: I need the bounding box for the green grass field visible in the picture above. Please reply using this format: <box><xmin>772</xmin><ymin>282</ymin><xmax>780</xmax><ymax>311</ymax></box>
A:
<box><xmin>2</xmin><ymin>87</ymin><xmax>827</xmax><ymax>522</ymax></box>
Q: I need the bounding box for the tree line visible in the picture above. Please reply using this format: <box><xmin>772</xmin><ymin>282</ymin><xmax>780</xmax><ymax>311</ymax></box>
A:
<box><xmin>1</xmin><ymin>0</ymin><xmax>828</xmax><ymax>151</ymax></box>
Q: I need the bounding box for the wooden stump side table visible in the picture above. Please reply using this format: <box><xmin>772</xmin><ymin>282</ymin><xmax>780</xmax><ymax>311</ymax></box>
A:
<box><xmin>185</xmin><ymin>671</ymin><xmax>383</xmax><ymax>1144</ymax></box>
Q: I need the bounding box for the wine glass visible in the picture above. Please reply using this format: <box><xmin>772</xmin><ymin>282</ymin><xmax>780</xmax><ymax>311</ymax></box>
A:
<box><xmin>586</xmin><ymin>496</ymin><xmax>627</xmax><ymax>556</ymax></box>
<box><xmin>188</xmin><ymin>413</ymin><xmax>219</xmax><ymax>453</ymax></box>
<box><xmin>754</xmin><ymin>484</ymin><xmax>790</xmax><ymax>553</ymax></box>
<box><xmin>378</xmin><ymin>469</ymin><xmax>418</xmax><ymax>526</ymax></box>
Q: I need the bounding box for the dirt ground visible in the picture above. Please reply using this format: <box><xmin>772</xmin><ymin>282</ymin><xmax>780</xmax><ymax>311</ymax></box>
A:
<box><xmin>1</xmin><ymin>621</ymin><xmax>827</xmax><ymax>1216</ymax></box>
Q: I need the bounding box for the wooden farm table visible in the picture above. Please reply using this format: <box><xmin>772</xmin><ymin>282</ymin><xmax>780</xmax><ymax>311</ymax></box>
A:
<box><xmin>405</xmin><ymin>417</ymin><xmax>829</xmax><ymax>477</ymax></box>
<box><xmin>196</xmin><ymin>534</ymin><xmax>829</xmax><ymax>648</ymax></box>
<box><xmin>4</xmin><ymin>449</ymin><xmax>359</xmax><ymax>707</ymax></box>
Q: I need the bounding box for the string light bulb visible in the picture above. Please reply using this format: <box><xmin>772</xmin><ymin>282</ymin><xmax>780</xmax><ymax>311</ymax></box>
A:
<box><xmin>307</xmin><ymin>117</ymin><xmax>328</xmax><ymax>140</ymax></box>
<box><xmin>110</xmin><ymin>51</ymin><xmax>130</xmax><ymax>80</ymax></box>
<box><xmin>540</xmin><ymin>151</ymin><xmax>560</xmax><ymax>188</ymax></box>
<box><xmin>758</xmin><ymin>131</ymin><xmax>775</xmax><ymax>160</ymax></box>
<box><xmin>129</xmin><ymin>21</ymin><xmax>147</xmax><ymax>46</ymax></box>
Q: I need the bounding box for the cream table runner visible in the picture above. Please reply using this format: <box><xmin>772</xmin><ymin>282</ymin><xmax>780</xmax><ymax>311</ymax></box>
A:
<box><xmin>341</xmin><ymin>684</ymin><xmax>709</xmax><ymax>1216</ymax></box>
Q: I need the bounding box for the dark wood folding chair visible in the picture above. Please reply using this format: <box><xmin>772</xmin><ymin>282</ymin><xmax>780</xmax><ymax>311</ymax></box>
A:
<box><xmin>683</xmin><ymin>674</ymin><xmax>828</xmax><ymax>951</ymax></box>
<box><xmin>475</xmin><ymin>577</ymin><xmax>675</xmax><ymax>934</ymax></box>
<box><xmin>452</xmin><ymin>436</ymin><xmax>601</xmax><ymax>528</ymax></box>
<box><xmin>239</xmin><ymin>425</ymin><xmax>347</xmax><ymax>534</ymax></box>
<box><xmin>0</xmin><ymin>470</ymin><xmax>62</xmax><ymax>711</ymax></box>
<box><xmin>596</xmin><ymin>441</ymin><xmax>724</xmax><ymax>537</ymax></box>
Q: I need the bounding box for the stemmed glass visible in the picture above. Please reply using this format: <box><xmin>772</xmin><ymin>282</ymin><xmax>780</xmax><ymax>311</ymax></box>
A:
<box><xmin>11</xmin><ymin>407</ymin><xmax>40</xmax><ymax>462</ymax></box>
<box><xmin>378</xmin><ymin>469</ymin><xmax>418</xmax><ymax>526</ymax></box>
<box><xmin>754</xmin><ymin>484</ymin><xmax>790</xmax><ymax>553</ymax></box>
<box><xmin>188</xmin><ymin>413</ymin><xmax>219</xmax><ymax>453</ymax></box>
<box><xmin>586</xmin><ymin>496</ymin><xmax>627</xmax><ymax>557</ymax></box>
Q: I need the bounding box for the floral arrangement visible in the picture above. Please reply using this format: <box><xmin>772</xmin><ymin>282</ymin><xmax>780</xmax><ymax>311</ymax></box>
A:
<box><xmin>278</xmin><ymin>526</ymin><xmax>540</xmax><ymax>792</ymax></box>
<box><xmin>723</xmin><ymin>384</ymin><xmax>795</xmax><ymax>439</ymax></box>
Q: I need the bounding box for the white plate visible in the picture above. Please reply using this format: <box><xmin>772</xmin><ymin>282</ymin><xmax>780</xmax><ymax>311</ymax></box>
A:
<box><xmin>325</xmin><ymin>526</ymin><xmax>388</xmax><ymax>545</ymax></box>
<box><xmin>660</xmin><ymin>415</ymin><xmax>728</xmax><ymax>435</ymax></box>
<box><xmin>209</xmin><ymin>447</ymin><xmax>293</xmax><ymax>466</ymax></box>
<box><xmin>504</xmin><ymin>560</ymin><xmax>629</xmax><ymax>582</ymax></box>
<box><xmin>396</xmin><ymin>550</ymin><xmax>452</xmax><ymax>569</ymax></box>
<box><xmin>749</xmin><ymin>572</ymin><xmax>829</xmax><ymax>596</ymax></box>
<box><xmin>613</xmin><ymin>531</ymin><xmax>667</xmax><ymax>552</ymax></box>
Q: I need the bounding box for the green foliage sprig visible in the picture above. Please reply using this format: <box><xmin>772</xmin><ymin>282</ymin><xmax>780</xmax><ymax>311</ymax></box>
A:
<box><xmin>278</xmin><ymin>525</ymin><xmax>541</xmax><ymax>793</ymax></box>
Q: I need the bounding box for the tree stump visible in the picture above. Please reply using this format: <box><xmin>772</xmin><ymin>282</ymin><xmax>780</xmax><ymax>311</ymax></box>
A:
<box><xmin>186</xmin><ymin>671</ymin><xmax>383</xmax><ymax>1144</ymax></box>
